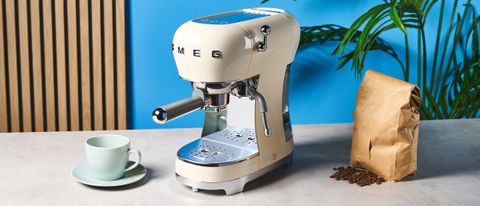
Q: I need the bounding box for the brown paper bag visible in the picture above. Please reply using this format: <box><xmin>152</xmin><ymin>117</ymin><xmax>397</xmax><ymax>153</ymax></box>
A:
<box><xmin>350</xmin><ymin>70</ymin><xmax>421</xmax><ymax>181</ymax></box>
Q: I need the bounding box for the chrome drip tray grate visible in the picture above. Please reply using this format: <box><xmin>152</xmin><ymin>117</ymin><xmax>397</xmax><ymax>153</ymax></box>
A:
<box><xmin>177</xmin><ymin>128</ymin><xmax>258</xmax><ymax>166</ymax></box>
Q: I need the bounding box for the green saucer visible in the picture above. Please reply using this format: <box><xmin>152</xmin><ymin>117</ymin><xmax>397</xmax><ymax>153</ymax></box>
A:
<box><xmin>71</xmin><ymin>161</ymin><xmax>147</xmax><ymax>187</ymax></box>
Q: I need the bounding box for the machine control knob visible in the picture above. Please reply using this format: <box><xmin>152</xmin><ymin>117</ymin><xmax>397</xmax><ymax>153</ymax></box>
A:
<box><xmin>260</xmin><ymin>25</ymin><xmax>271</xmax><ymax>35</ymax></box>
<box><xmin>257</xmin><ymin>25</ymin><xmax>271</xmax><ymax>52</ymax></box>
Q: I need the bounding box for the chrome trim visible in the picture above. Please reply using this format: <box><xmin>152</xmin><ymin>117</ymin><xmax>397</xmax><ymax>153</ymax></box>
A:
<box><xmin>177</xmin><ymin>128</ymin><xmax>259</xmax><ymax>167</ymax></box>
<box><xmin>248</xmin><ymin>80</ymin><xmax>271</xmax><ymax>136</ymax></box>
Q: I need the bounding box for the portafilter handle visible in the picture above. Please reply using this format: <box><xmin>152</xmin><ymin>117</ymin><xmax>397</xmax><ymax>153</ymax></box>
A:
<box><xmin>152</xmin><ymin>90</ymin><xmax>205</xmax><ymax>124</ymax></box>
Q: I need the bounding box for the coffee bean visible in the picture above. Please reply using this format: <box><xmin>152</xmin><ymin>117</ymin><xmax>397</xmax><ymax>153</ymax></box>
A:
<box><xmin>330</xmin><ymin>165</ymin><xmax>385</xmax><ymax>187</ymax></box>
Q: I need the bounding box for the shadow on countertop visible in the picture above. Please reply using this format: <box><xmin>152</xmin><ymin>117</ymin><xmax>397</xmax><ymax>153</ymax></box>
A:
<box><xmin>414</xmin><ymin>121</ymin><xmax>480</xmax><ymax>180</ymax></box>
<box><xmin>244</xmin><ymin>135</ymin><xmax>352</xmax><ymax>193</ymax></box>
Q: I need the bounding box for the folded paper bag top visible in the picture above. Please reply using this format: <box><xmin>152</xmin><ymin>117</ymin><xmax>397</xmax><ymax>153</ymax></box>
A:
<box><xmin>350</xmin><ymin>70</ymin><xmax>421</xmax><ymax>181</ymax></box>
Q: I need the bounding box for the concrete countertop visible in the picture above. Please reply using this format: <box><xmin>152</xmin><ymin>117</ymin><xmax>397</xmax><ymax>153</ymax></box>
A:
<box><xmin>0</xmin><ymin>119</ymin><xmax>479</xmax><ymax>205</ymax></box>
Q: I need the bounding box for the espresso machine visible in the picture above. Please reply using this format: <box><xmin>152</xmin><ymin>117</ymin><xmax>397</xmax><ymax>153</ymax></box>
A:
<box><xmin>152</xmin><ymin>8</ymin><xmax>300</xmax><ymax>195</ymax></box>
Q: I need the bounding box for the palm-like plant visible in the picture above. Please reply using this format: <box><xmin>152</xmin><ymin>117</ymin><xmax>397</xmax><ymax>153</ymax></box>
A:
<box><xmin>262</xmin><ymin>0</ymin><xmax>480</xmax><ymax>119</ymax></box>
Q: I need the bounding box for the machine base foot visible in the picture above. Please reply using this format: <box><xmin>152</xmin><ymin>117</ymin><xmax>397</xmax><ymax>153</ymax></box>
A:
<box><xmin>176</xmin><ymin>153</ymin><xmax>293</xmax><ymax>195</ymax></box>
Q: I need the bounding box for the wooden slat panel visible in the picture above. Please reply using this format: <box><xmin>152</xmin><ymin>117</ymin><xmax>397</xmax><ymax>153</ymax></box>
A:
<box><xmin>0</xmin><ymin>0</ymin><xmax>8</xmax><ymax>132</ymax></box>
<box><xmin>42</xmin><ymin>0</ymin><xmax>56</xmax><ymax>131</ymax></box>
<box><xmin>30</xmin><ymin>0</ymin><xmax>44</xmax><ymax>131</ymax></box>
<box><xmin>54</xmin><ymin>0</ymin><xmax>68</xmax><ymax>131</ymax></box>
<box><xmin>115</xmin><ymin>0</ymin><xmax>126</xmax><ymax>129</ymax></box>
<box><xmin>79</xmin><ymin>0</ymin><xmax>91</xmax><ymax>130</ymax></box>
<box><xmin>92</xmin><ymin>0</ymin><xmax>103</xmax><ymax>130</ymax></box>
<box><xmin>0</xmin><ymin>0</ymin><xmax>127</xmax><ymax>132</ymax></box>
<box><xmin>67</xmin><ymin>0</ymin><xmax>79</xmax><ymax>131</ymax></box>
<box><xmin>104</xmin><ymin>0</ymin><xmax>114</xmax><ymax>130</ymax></box>
<box><xmin>5</xmin><ymin>0</ymin><xmax>20</xmax><ymax>132</ymax></box>
<box><xmin>18</xmin><ymin>0</ymin><xmax>32</xmax><ymax>132</ymax></box>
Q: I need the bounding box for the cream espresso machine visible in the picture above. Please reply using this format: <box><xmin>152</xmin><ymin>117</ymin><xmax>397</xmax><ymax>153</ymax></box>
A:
<box><xmin>152</xmin><ymin>8</ymin><xmax>300</xmax><ymax>195</ymax></box>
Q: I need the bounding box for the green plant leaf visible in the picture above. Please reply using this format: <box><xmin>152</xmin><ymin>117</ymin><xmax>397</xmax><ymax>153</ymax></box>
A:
<box><xmin>390</xmin><ymin>2</ymin><xmax>408</xmax><ymax>35</ymax></box>
<box><xmin>352</xmin><ymin>9</ymin><xmax>391</xmax><ymax>74</ymax></box>
<box><xmin>470</xmin><ymin>7</ymin><xmax>479</xmax><ymax>60</ymax></box>
<box><xmin>435</xmin><ymin>0</ymin><xmax>459</xmax><ymax>96</ymax></box>
<box><xmin>299</xmin><ymin>25</ymin><xmax>350</xmax><ymax>47</ymax></box>
<box><xmin>298</xmin><ymin>24</ymin><xmax>403</xmax><ymax>76</ymax></box>
<box><xmin>332</xmin><ymin>1</ymin><xmax>425</xmax><ymax>78</ymax></box>
<box><xmin>333</xmin><ymin>3</ymin><xmax>392</xmax><ymax>56</ymax></box>
<box><xmin>424</xmin><ymin>88</ymin><xmax>444</xmax><ymax>119</ymax></box>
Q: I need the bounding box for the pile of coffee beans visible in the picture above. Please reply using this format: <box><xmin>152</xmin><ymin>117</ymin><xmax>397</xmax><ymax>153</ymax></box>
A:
<box><xmin>329</xmin><ymin>166</ymin><xmax>385</xmax><ymax>187</ymax></box>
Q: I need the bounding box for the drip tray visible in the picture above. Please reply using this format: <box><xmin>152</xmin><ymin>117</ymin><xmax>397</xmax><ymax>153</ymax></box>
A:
<box><xmin>177</xmin><ymin>128</ymin><xmax>259</xmax><ymax>166</ymax></box>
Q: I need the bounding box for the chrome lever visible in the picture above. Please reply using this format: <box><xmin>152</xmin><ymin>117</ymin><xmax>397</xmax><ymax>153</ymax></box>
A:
<box><xmin>257</xmin><ymin>25</ymin><xmax>271</xmax><ymax>52</ymax></box>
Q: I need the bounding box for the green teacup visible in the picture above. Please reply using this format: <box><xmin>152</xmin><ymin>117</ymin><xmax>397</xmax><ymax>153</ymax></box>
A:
<box><xmin>85</xmin><ymin>135</ymin><xmax>142</xmax><ymax>181</ymax></box>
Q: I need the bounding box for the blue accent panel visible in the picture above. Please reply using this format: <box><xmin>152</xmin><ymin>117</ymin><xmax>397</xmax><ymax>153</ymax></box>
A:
<box><xmin>127</xmin><ymin>0</ymin><xmax>480</xmax><ymax>129</ymax></box>
<box><xmin>193</xmin><ymin>11</ymin><xmax>270</xmax><ymax>25</ymax></box>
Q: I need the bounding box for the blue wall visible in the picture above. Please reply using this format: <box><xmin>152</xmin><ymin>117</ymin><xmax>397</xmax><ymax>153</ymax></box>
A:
<box><xmin>127</xmin><ymin>0</ymin><xmax>475</xmax><ymax>129</ymax></box>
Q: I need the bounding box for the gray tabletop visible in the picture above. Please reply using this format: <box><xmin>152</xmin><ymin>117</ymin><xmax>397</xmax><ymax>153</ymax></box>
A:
<box><xmin>0</xmin><ymin>119</ymin><xmax>479</xmax><ymax>206</ymax></box>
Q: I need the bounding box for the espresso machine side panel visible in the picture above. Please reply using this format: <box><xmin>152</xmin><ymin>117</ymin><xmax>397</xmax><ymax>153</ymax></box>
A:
<box><xmin>254</xmin><ymin>65</ymin><xmax>295</xmax><ymax>168</ymax></box>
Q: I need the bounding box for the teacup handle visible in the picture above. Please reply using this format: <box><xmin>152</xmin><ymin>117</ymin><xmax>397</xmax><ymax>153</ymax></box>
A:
<box><xmin>125</xmin><ymin>149</ymin><xmax>142</xmax><ymax>172</ymax></box>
